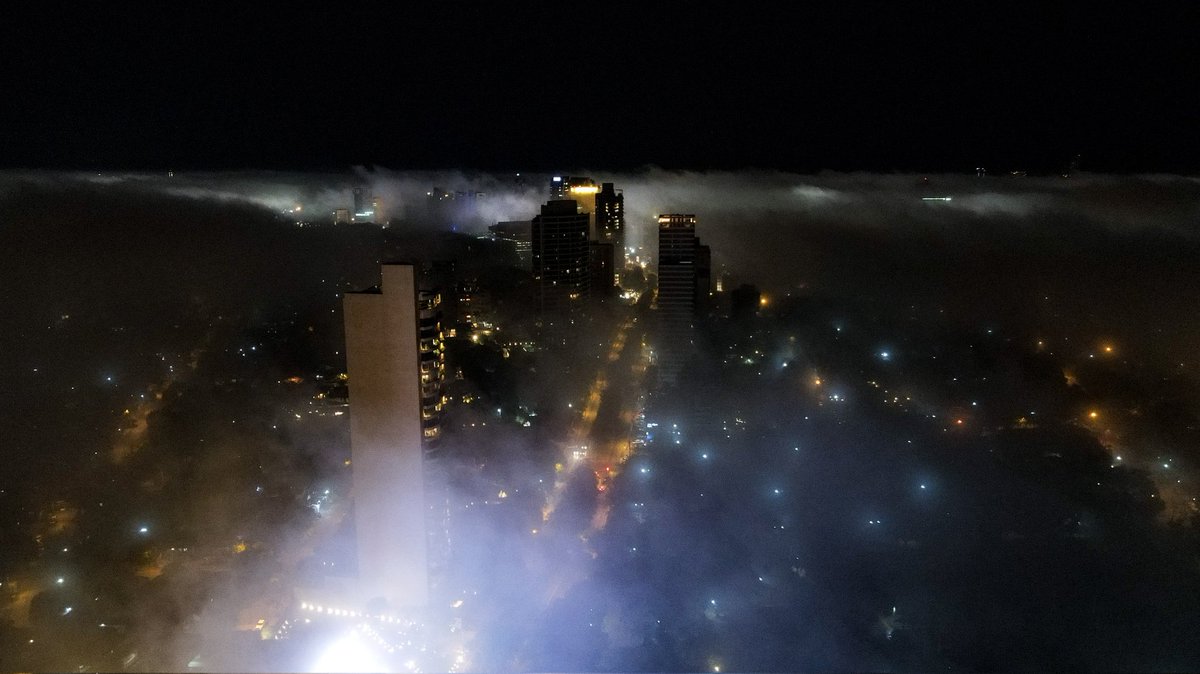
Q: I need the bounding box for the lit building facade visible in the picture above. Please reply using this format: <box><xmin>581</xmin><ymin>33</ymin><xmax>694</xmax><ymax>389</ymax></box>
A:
<box><xmin>550</xmin><ymin>176</ymin><xmax>599</xmax><ymax>234</ymax></box>
<box><xmin>343</xmin><ymin>263</ymin><xmax>429</xmax><ymax>607</ymax></box>
<box><xmin>532</xmin><ymin>200</ymin><xmax>590</xmax><ymax>312</ymax></box>
<box><xmin>549</xmin><ymin>175</ymin><xmax>597</xmax><ymax>201</ymax></box>
<box><xmin>418</xmin><ymin>289</ymin><xmax>445</xmax><ymax>444</ymax></box>
<box><xmin>595</xmin><ymin>182</ymin><xmax>625</xmax><ymax>264</ymax></box>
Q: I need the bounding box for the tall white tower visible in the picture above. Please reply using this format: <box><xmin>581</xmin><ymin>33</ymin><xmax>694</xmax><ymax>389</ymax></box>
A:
<box><xmin>343</xmin><ymin>263</ymin><xmax>429</xmax><ymax>608</ymax></box>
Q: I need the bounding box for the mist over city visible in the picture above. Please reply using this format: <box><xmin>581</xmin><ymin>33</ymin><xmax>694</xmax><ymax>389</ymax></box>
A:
<box><xmin>3</xmin><ymin>166</ymin><xmax>1200</xmax><ymax>672</ymax></box>
<box><xmin>5</xmin><ymin>4</ymin><xmax>1200</xmax><ymax>672</ymax></box>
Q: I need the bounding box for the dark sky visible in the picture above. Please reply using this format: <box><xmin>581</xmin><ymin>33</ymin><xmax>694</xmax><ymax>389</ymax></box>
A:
<box><xmin>3</xmin><ymin>3</ymin><xmax>1198</xmax><ymax>173</ymax></box>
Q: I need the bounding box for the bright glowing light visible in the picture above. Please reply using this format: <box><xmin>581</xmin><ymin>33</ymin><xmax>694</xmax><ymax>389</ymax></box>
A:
<box><xmin>310</xmin><ymin>630</ymin><xmax>387</xmax><ymax>673</ymax></box>
<box><xmin>1088</xmin><ymin>410</ymin><xmax>1099</xmax><ymax>420</ymax></box>
<box><xmin>569</xmin><ymin>185</ymin><xmax>600</xmax><ymax>194</ymax></box>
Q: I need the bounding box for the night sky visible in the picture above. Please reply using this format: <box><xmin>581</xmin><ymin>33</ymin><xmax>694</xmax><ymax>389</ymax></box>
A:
<box><xmin>3</xmin><ymin>4</ymin><xmax>1199</xmax><ymax>172</ymax></box>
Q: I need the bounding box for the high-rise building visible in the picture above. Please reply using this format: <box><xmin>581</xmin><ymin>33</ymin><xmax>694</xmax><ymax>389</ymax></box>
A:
<box><xmin>372</xmin><ymin>196</ymin><xmax>385</xmax><ymax>225</ymax></box>
<box><xmin>589</xmin><ymin>240</ymin><xmax>615</xmax><ymax>298</ymax></box>
<box><xmin>730</xmin><ymin>283</ymin><xmax>761</xmax><ymax>322</ymax></box>
<box><xmin>549</xmin><ymin>175</ymin><xmax>597</xmax><ymax>201</ymax></box>
<box><xmin>418</xmin><ymin>289</ymin><xmax>445</xmax><ymax>445</ymax></box>
<box><xmin>532</xmin><ymin>200</ymin><xmax>590</xmax><ymax>313</ymax></box>
<box><xmin>352</xmin><ymin>187</ymin><xmax>371</xmax><ymax>222</ymax></box>
<box><xmin>550</xmin><ymin>176</ymin><xmax>599</xmax><ymax>234</ymax></box>
<box><xmin>656</xmin><ymin>214</ymin><xmax>706</xmax><ymax>382</ymax></box>
<box><xmin>489</xmin><ymin>220</ymin><xmax>533</xmax><ymax>268</ymax></box>
<box><xmin>695</xmin><ymin>241</ymin><xmax>711</xmax><ymax>314</ymax></box>
<box><xmin>595</xmin><ymin>182</ymin><xmax>625</xmax><ymax>264</ymax></box>
<box><xmin>343</xmin><ymin>264</ymin><xmax>429</xmax><ymax>608</ymax></box>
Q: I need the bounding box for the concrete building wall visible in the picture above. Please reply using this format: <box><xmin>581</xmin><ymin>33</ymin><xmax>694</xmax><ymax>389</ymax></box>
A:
<box><xmin>343</xmin><ymin>264</ymin><xmax>429</xmax><ymax>608</ymax></box>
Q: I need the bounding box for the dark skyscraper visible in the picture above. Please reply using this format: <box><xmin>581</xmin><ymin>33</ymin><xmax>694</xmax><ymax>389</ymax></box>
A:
<box><xmin>352</xmin><ymin>187</ymin><xmax>369</xmax><ymax>221</ymax></box>
<box><xmin>589</xmin><ymin>240</ymin><xmax>615</xmax><ymax>299</ymax></box>
<box><xmin>595</xmin><ymin>182</ymin><xmax>625</xmax><ymax>265</ymax></box>
<box><xmin>695</xmin><ymin>241</ymin><xmax>711</xmax><ymax>314</ymax></box>
<box><xmin>532</xmin><ymin>200</ymin><xmax>590</xmax><ymax>313</ymax></box>
<box><xmin>656</xmin><ymin>214</ymin><xmax>706</xmax><ymax>381</ymax></box>
<box><xmin>730</xmin><ymin>283</ymin><xmax>761</xmax><ymax>322</ymax></box>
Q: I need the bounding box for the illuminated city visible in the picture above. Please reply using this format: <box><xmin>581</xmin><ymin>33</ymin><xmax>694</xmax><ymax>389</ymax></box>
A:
<box><xmin>3</xmin><ymin>5</ymin><xmax>1200</xmax><ymax>673</ymax></box>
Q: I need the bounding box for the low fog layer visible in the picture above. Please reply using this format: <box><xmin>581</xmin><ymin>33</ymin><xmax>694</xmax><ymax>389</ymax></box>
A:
<box><xmin>2</xmin><ymin>168</ymin><xmax>1200</xmax><ymax>671</ymax></box>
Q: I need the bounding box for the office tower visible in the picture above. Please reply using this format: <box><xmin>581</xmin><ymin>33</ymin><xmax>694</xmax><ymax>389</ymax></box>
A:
<box><xmin>656</xmin><ymin>214</ymin><xmax>705</xmax><ymax>382</ymax></box>
<box><xmin>595</xmin><ymin>182</ymin><xmax>625</xmax><ymax>264</ymax></box>
<box><xmin>695</xmin><ymin>242</ymin><xmax>711</xmax><ymax>314</ymax></box>
<box><xmin>489</xmin><ymin>220</ymin><xmax>533</xmax><ymax>268</ymax></box>
<box><xmin>549</xmin><ymin>175</ymin><xmax>597</xmax><ymax>200</ymax></box>
<box><xmin>532</xmin><ymin>200</ymin><xmax>590</xmax><ymax>313</ymax></box>
<box><xmin>352</xmin><ymin>187</ymin><xmax>372</xmax><ymax>221</ymax></box>
<box><xmin>425</xmin><ymin>259</ymin><xmax>459</xmax><ymax>327</ymax></box>
<box><xmin>418</xmin><ymin>289</ymin><xmax>445</xmax><ymax>445</ymax></box>
<box><xmin>550</xmin><ymin>176</ymin><xmax>599</xmax><ymax>233</ymax></box>
<box><xmin>730</xmin><ymin>283</ymin><xmax>761</xmax><ymax>322</ymax></box>
<box><xmin>589</xmin><ymin>240</ymin><xmax>615</xmax><ymax>298</ymax></box>
<box><xmin>372</xmin><ymin>196</ymin><xmax>385</xmax><ymax>225</ymax></box>
<box><xmin>343</xmin><ymin>264</ymin><xmax>429</xmax><ymax>608</ymax></box>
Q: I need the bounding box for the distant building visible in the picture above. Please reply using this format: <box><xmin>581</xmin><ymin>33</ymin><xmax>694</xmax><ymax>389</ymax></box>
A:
<box><xmin>595</xmin><ymin>182</ymin><xmax>625</xmax><ymax>265</ymax></box>
<box><xmin>656</xmin><ymin>214</ymin><xmax>707</xmax><ymax>381</ymax></box>
<box><xmin>549</xmin><ymin>175</ymin><xmax>597</xmax><ymax>201</ymax></box>
<box><xmin>333</xmin><ymin>208</ymin><xmax>351</xmax><ymax>224</ymax></box>
<box><xmin>550</xmin><ymin>176</ymin><xmax>598</xmax><ymax>234</ymax></box>
<box><xmin>489</xmin><ymin>220</ymin><xmax>533</xmax><ymax>268</ymax></box>
<box><xmin>372</xmin><ymin>196</ymin><xmax>385</xmax><ymax>225</ymax></box>
<box><xmin>343</xmin><ymin>264</ymin><xmax>429</xmax><ymax>608</ymax></box>
<box><xmin>532</xmin><ymin>200</ymin><xmax>590</xmax><ymax>313</ymax></box>
<box><xmin>695</xmin><ymin>241</ymin><xmax>711</xmax><ymax>314</ymax></box>
<box><xmin>352</xmin><ymin>187</ymin><xmax>374</xmax><ymax>222</ymax></box>
<box><xmin>730</xmin><ymin>283</ymin><xmax>761</xmax><ymax>322</ymax></box>
<box><xmin>589</xmin><ymin>240</ymin><xmax>615</xmax><ymax>298</ymax></box>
